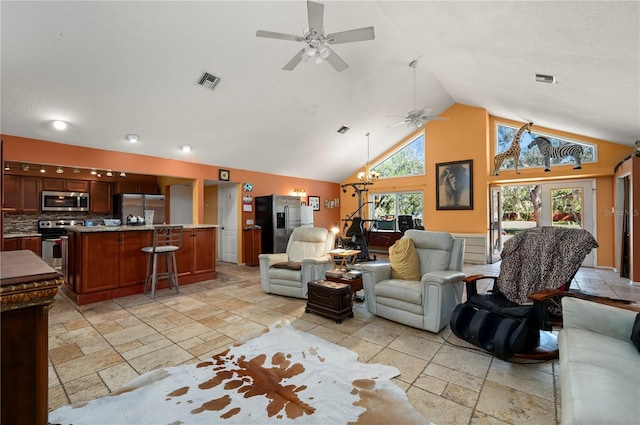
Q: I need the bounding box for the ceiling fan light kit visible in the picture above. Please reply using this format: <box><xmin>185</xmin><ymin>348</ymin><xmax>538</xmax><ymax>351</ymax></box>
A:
<box><xmin>256</xmin><ymin>0</ymin><xmax>374</xmax><ymax>72</ymax></box>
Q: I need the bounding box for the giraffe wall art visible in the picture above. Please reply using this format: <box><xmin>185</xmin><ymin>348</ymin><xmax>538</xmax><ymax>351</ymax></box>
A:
<box><xmin>492</xmin><ymin>122</ymin><xmax>533</xmax><ymax>176</ymax></box>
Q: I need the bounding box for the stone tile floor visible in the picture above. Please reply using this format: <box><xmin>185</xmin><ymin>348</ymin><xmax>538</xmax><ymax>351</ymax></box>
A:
<box><xmin>47</xmin><ymin>261</ymin><xmax>640</xmax><ymax>425</ymax></box>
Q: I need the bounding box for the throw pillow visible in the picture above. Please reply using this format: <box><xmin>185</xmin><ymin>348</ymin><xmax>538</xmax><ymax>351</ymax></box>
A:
<box><xmin>631</xmin><ymin>313</ymin><xmax>640</xmax><ymax>354</ymax></box>
<box><xmin>271</xmin><ymin>261</ymin><xmax>302</xmax><ymax>270</ymax></box>
<box><xmin>389</xmin><ymin>238</ymin><xmax>421</xmax><ymax>281</ymax></box>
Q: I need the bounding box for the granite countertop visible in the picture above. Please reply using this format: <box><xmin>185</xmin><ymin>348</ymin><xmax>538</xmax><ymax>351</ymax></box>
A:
<box><xmin>3</xmin><ymin>232</ymin><xmax>42</xmax><ymax>239</ymax></box>
<box><xmin>66</xmin><ymin>224</ymin><xmax>218</xmax><ymax>233</ymax></box>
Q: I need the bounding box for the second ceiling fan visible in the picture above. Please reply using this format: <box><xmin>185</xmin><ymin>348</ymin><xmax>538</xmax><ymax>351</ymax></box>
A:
<box><xmin>256</xmin><ymin>0</ymin><xmax>375</xmax><ymax>72</ymax></box>
<box><xmin>388</xmin><ymin>60</ymin><xmax>447</xmax><ymax>129</ymax></box>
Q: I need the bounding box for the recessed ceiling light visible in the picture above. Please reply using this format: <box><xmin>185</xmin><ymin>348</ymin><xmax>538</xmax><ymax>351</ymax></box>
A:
<box><xmin>181</xmin><ymin>144</ymin><xmax>192</xmax><ymax>152</ymax></box>
<box><xmin>126</xmin><ymin>134</ymin><xmax>139</xmax><ymax>143</ymax></box>
<box><xmin>52</xmin><ymin>120</ymin><xmax>68</xmax><ymax>130</ymax></box>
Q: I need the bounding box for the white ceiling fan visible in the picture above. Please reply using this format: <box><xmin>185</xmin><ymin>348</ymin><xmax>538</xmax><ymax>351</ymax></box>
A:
<box><xmin>256</xmin><ymin>0</ymin><xmax>375</xmax><ymax>72</ymax></box>
<box><xmin>388</xmin><ymin>60</ymin><xmax>447</xmax><ymax>128</ymax></box>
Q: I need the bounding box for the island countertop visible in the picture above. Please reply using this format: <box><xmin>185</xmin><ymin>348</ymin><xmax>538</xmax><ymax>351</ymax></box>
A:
<box><xmin>66</xmin><ymin>224</ymin><xmax>218</xmax><ymax>233</ymax></box>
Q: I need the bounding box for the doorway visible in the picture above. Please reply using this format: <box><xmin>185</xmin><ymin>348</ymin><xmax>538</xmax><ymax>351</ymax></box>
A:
<box><xmin>218</xmin><ymin>184</ymin><xmax>239</xmax><ymax>263</ymax></box>
<box><xmin>491</xmin><ymin>179</ymin><xmax>596</xmax><ymax>267</ymax></box>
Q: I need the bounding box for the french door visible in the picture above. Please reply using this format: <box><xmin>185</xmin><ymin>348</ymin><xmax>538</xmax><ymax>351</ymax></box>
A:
<box><xmin>491</xmin><ymin>179</ymin><xmax>595</xmax><ymax>267</ymax></box>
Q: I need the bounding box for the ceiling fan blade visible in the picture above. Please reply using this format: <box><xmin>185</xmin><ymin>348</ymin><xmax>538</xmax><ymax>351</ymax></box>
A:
<box><xmin>386</xmin><ymin>120</ymin><xmax>410</xmax><ymax>128</ymax></box>
<box><xmin>324</xmin><ymin>47</ymin><xmax>348</xmax><ymax>72</ymax></box>
<box><xmin>256</xmin><ymin>30</ymin><xmax>302</xmax><ymax>42</ymax></box>
<box><xmin>282</xmin><ymin>49</ymin><xmax>305</xmax><ymax>71</ymax></box>
<box><xmin>307</xmin><ymin>0</ymin><xmax>324</xmax><ymax>32</ymax></box>
<box><xmin>327</xmin><ymin>27</ymin><xmax>375</xmax><ymax>44</ymax></box>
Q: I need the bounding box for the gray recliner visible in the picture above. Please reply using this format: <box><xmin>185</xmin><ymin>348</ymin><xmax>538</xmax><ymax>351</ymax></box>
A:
<box><xmin>361</xmin><ymin>230</ymin><xmax>465</xmax><ymax>333</ymax></box>
<box><xmin>259</xmin><ymin>227</ymin><xmax>335</xmax><ymax>299</ymax></box>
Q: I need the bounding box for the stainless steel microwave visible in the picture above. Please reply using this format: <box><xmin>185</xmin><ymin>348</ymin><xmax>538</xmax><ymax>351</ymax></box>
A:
<box><xmin>41</xmin><ymin>191</ymin><xmax>90</xmax><ymax>212</ymax></box>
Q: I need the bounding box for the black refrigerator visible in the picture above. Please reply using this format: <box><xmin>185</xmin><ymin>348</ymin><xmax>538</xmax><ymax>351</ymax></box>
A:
<box><xmin>255</xmin><ymin>195</ymin><xmax>301</xmax><ymax>254</ymax></box>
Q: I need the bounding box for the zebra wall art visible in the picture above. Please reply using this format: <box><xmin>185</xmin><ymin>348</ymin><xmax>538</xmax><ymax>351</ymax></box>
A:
<box><xmin>527</xmin><ymin>136</ymin><xmax>583</xmax><ymax>172</ymax></box>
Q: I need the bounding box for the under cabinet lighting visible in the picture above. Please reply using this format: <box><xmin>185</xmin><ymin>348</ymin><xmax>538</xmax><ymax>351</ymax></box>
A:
<box><xmin>56</xmin><ymin>167</ymin><xmax>64</xmax><ymax>174</ymax></box>
<box><xmin>40</xmin><ymin>167</ymin><xmax>46</xmax><ymax>173</ymax></box>
<box><xmin>4</xmin><ymin>163</ymin><xmax>10</xmax><ymax>171</ymax></box>
<box><xmin>105</xmin><ymin>171</ymin><xmax>113</xmax><ymax>177</ymax></box>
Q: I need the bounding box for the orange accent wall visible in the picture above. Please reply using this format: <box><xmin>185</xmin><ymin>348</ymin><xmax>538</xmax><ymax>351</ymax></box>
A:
<box><xmin>340</xmin><ymin>104</ymin><xmax>635</xmax><ymax>269</ymax></box>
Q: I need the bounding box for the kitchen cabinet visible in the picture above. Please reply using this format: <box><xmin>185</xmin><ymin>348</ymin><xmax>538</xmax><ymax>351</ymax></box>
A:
<box><xmin>243</xmin><ymin>227</ymin><xmax>261</xmax><ymax>266</ymax></box>
<box><xmin>3</xmin><ymin>175</ymin><xmax>20</xmax><ymax>211</ymax></box>
<box><xmin>4</xmin><ymin>176</ymin><xmax>41</xmax><ymax>212</ymax></box>
<box><xmin>90</xmin><ymin>181</ymin><xmax>112</xmax><ymax>213</ymax></box>
<box><xmin>64</xmin><ymin>226</ymin><xmax>217</xmax><ymax>305</ymax></box>
<box><xmin>3</xmin><ymin>236</ymin><xmax>41</xmax><ymax>256</ymax></box>
<box><xmin>114</xmin><ymin>182</ymin><xmax>159</xmax><ymax>195</ymax></box>
<box><xmin>43</xmin><ymin>178</ymin><xmax>89</xmax><ymax>192</ymax></box>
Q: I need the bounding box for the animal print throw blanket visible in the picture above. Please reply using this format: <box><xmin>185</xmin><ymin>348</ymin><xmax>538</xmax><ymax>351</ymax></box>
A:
<box><xmin>49</xmin><ymin>320</ymin><xmax>428</xmax><ymax>425</ymax></box>
<box><xmin>496</xmin><ymin>227</ymin><xmax>598</xmax><ymax>305</ymax></box>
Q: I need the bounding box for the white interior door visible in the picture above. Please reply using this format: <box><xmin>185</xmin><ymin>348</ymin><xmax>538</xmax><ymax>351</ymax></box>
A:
<box><xmin>218</xmin><ymin>184</ymin><xmax>238</xmax><ymax>263</ymax></box>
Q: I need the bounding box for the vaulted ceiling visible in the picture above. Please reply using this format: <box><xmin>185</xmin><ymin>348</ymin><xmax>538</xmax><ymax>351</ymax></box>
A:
<box><xmin>2</xmin><ymin>1</ymin><xmax>638</xmax><ymax>182</ymax></box>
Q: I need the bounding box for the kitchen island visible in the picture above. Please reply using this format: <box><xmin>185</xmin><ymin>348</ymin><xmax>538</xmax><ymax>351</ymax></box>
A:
<box><xmin>63</xmin><ymin>224</ymin><xmax>217</xmax><ymax>305</ymax></box>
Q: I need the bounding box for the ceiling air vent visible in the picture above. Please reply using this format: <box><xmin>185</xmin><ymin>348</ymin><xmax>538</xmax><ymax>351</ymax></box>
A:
<box><xmin>197</xmin><ymin>72</ymin><xmax>221</xmax><ymax>90</ymax></box>
<box><xmin>534</xmin><ymin>73</ymin><xmax>557</xmax><ymax>84</ymax></box>
<box><xmin>337</xmin><ymin>125</ymin><xmax>350</xmax><ymax>134</ymax></box>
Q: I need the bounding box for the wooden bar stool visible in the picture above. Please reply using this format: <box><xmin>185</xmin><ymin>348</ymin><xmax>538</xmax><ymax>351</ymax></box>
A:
<box><xmin>141</xmin><ymin>225</ymin><xmax>183</xmax><ymax>298</ymax></box>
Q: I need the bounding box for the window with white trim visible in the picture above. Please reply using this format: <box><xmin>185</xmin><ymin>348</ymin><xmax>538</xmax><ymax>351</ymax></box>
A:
<box><xmin>369</xmin><ymin>192</ymin><xmax>423</xmax><ymax>231</ymax></box>
<box><xmin>370</xmin><ymin>133</ymin><xmax>425</xmax><ymax>178</ymax></box>
<box><xmin>495</xmin><ymin>123</ymin><xmax>596</xmax><ymax>172</ymax></box>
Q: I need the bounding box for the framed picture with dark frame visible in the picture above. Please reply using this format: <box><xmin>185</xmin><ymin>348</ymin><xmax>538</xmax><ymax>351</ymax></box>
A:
<box><xmin>308</xmin><ymin>196</ymin><xmax>320</xmax><ymax>211</ymax></box>
<box><xmin>219</xmin><ymin>169</ymin><xmax>230</xmax><ymax>181</ymax></box>
<box><xmin>436</xmin><ymin>160</ymin><xmax>473</xmax><ymax>210</ymax></box>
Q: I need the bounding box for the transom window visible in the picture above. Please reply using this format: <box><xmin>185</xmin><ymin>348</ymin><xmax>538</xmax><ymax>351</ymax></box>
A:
<box><xmin>496</xmin><ymin>123</ymin><xmax>596</xmax><ymax>172</ymax></box>
<box><xmin>370</xmin><ymin>133</ymin><xmax>425</xmax><ymax>178</ymax></box>
<box><xmin>369</xmin><ymin>192</ymin><xmax>423</xmax><ymax>231</ymax></box>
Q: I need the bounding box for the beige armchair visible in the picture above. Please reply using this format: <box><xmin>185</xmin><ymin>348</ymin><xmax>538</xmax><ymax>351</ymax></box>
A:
<box><xmin>259</xmin><ymin>227</ymin><xmax>335</xmax><ymax>299</ymax></box>
<box><xmin>361</xmin><ymin>230</ymin><xmax>465</xmax><ymax>333</ymax></box>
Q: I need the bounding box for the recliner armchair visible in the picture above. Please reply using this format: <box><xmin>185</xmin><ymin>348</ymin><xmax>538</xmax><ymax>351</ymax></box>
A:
<box><xmin>361</xmin><ymin>230</ymin><xmax>466</xmax><ymax>333</ymax></box>
<box><xmin>259</xmin><ymin>227</ymin><xmax>335</xmax><ymax>299</ymax></box>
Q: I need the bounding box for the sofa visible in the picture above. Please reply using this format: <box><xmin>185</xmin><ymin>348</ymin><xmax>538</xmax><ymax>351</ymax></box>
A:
<box><xmin>360</xmin><ymin>230</ymin><xmax>465</xmax><ymax>333</ymax></box>
<box><xmin>558</xmin><ymin>297</ymin><xmax>640</xmax><ymax>425</ymax></box>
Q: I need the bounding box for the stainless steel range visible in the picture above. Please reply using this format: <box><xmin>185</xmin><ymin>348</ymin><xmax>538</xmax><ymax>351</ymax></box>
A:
<box><xmin>38</xmin><ymin>219</ymin><xmax>83</xmax><ymax>268</ymax></box>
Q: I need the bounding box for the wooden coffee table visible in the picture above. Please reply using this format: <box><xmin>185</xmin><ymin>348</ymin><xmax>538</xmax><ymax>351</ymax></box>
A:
<box><xmin>305</xmin><ymin>280</ymin><xmax>353</xmax><ymax>324</ymax></box>
<box><xmin>325</xmin><ymin>274</ymin><xmax>363</xmax><ymax>304</ymax></box>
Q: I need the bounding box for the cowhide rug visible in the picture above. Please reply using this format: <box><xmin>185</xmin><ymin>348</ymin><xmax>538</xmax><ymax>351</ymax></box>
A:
<box><xmin>49</xmin><ymin>320</ymin><xmax>429</xmax><ymax>425</ymax></box>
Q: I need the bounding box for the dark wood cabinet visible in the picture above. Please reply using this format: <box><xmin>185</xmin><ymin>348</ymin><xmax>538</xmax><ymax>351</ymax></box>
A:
<box><xmin>4</xmin><ymin>176</ymin><xmax>41</xmax><ymax>212</ymax></box>
<box><xmin>119</xmin><ymin>231</ymin><xmax>152</xmax><ymax>287</ymax></box>
<box><xmin>90</xmin><ymin>181</ymin><xmax>112</xmax><ymax>213</ymax></box>
<box><xmin>64</xmin><ymin>227</ymin><xmax>217</xmax><ymax>305</ymax></box>
<box><xmin>3</xmin><ymin>175</ymin><xmax>20</xmax><ymax>210</ymax></box>
<box><xmin>243</xmin><ymin>228</ymin><xmax>261</xmax><ymax>266</ymax></box>
<box><xmin>1</xmin><ymin>250</ymin><xmax>62</xmax><ymax>425</ymax></box>
<box><xmin>114</xmin><ymin>182</ymin><xmax>159</xmax><ymax>194</ymax></box>
<box><xmin>4</xmin><ymin>236</ymin><xmax>42</xmax><ymax>255</ymax></box>
<box><xmin>43</xmin><ymin>178</ymin><xmax>89</xmax><ymax>192</ymax></box>
<box><xmin>21</xmin><ymin>177</ymin><xmax>41</xmax><ymax>212</ymax></box>
<box><xmin>368</xmin><ymin>231</ymin><xmax>402</xmax><ymax>250</ymax></box>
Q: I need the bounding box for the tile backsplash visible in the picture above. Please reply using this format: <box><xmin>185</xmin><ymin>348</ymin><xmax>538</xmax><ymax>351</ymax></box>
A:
<box><xmin>3</xmin><ymin>212</ymin><xmax>114</xmax><ymax>234</ymax></box>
